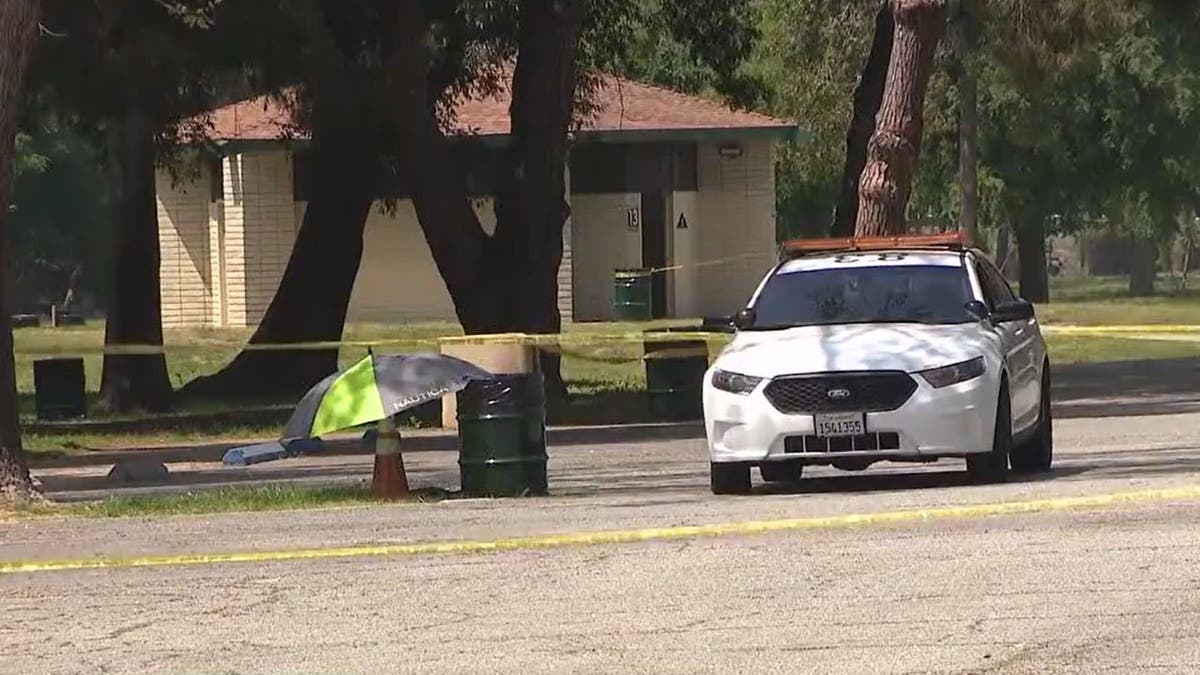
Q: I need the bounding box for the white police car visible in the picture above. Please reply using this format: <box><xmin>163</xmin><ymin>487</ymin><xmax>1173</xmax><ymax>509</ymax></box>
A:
<box><xmin>703</xmin><ymin>234</ymin><xmax>1052</xmax><ymax>494</ymax></box>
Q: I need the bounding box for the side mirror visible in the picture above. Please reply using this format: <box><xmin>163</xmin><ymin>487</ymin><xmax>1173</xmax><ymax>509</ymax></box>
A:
<box><xmin>733</xmin><ymin>308</ymin><xmax>755</xmax><ymax>330</ymax></box>
<box><xmin>965</xmin><ymin>300</ymin><xmax>990</xmax><ymax>322</ymax></box>
<box><xmin>992</xmin><ymin>298</ymin><xmax>1035</xmax><ymax>323</ymax></box>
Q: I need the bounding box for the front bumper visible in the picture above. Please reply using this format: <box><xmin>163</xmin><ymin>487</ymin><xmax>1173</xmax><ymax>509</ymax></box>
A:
<box><xmin>704</xmin><ymin>371</ymin><xmax>999</xmax><ymax>465</ymax></box>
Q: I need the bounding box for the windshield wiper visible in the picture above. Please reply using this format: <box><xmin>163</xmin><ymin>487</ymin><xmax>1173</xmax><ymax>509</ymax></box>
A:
<box><xmin>745</xmin><ymin>319</ymin><xmax>966</xmax><ymax>331</ymax></box>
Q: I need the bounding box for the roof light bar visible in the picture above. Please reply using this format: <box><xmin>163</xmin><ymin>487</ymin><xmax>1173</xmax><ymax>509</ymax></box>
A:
<box><xmin>782</xmin><ymin>231</ymin><xmax>973</xmax><ymax>256</ymax></box>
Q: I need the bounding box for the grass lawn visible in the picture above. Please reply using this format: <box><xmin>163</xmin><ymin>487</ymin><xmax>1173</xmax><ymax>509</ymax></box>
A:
<box><xmin>14</xmin><ymin>484</ymin><xmax>451</xmax><ymax>519</ymax></box>
<box><xmin>1046</xmin><ymin>334</ymin><xmax>1200</xmax><ymax>364</ymax></box>
<box><xmin>13</xmin><ymin>319</ymin><xmax>680</xmax><ymax>454</ymax></box>
<box><xmin>1032</xmin><ymin>275</ymin><xmax>1200</xmax><ymax>325</ymax></box>
<box><xmin>11</xmin><ymin>319</ymin><xmax>686</xmax><ymax>400</ymax></box>
<box><xmin>12</xmin><ymin>275</ymin><xmax>1200</xmax><ymax>453</ymax></box>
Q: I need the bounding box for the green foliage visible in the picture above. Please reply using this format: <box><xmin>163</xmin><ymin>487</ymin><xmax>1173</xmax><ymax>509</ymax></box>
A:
<box><xmin>968</xmin><ymin>1</ymin><xmax>1200</xmax><ymax>244</ymax></box>
<box><xmin>731</xmin><ymin>0</ymin><xmax>1200</xmax><ymax>246</ymax></box>
<box><xmin>608</xmin><ymin>0</ymin><xmax>844</xmax><ymax>237</ymax></box>
<box><xmin>601</xmin><ymin>0</ymin><xmax>765</xmax><ymax>107</ymax></box>
<box><xmin>20</xmin><ymin>0</ymin><xmax>1200</xmax><ymax>287</ymax></box>
<box><xmin>8</xmin><ymin>112</ymin><xmax>109</xmax><ymax>312</ymax></box>
<box><xmin>13</xmin><ymin>132</ymin><xmax>49</xmax><ymax>176</ymax></box>
<box><xmin>12</xmin><ymin>1</ymin><xmax>243</xmax><ymax>312</ymax></box>
<box><xmin>35</xmin><ymin>0</ymin><xmax>228</xmax><ymax>141</ymax></box>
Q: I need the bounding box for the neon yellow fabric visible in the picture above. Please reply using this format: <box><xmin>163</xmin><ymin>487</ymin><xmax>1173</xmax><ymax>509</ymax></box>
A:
<box><xmin>311</xmin><ymin>355</ymin><xmax>385</xmax><ymax>437</ymax></box>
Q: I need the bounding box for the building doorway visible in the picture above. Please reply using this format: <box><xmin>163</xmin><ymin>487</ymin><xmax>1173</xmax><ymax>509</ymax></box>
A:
<box><xmin>640</xmin><ymin>191</ymin><xmax>668</xmax><ymax>318</ymax></box>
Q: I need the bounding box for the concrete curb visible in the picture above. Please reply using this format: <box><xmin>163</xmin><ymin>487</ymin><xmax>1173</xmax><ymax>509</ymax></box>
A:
<box><xmin>28</xmin><ymin>421</ymin><xmax>706</xmax><ymax>469</ymax></box>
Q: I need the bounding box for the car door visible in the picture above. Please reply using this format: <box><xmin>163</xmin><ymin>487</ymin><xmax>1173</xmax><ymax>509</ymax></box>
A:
<box><xmin>976</xmin><ymin>260</ymin><xmax>1040</xmax><ymax>428</ymax></box>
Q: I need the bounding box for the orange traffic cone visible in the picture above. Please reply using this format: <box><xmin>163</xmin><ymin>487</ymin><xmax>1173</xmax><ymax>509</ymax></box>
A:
<box><xmin>372</xmin><ymin>416</ymin><xmax>409</xmax><ymax>500</ymax></box>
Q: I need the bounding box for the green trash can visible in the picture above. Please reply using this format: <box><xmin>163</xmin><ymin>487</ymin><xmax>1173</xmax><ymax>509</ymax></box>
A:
<box><xmin>33</xmin><ymin>357</ymin><xmax>87</xmax><ymax>421</ymax></box>
<box><xmin>644</xmin><ymin>336</ymin><xmax>709</xmax><ymax>421</ymax></box>
<box><xmin>457</xmin><ymin>373</ymin><xmax>549</xmax><ymax>497</ymax></box>
<box><xmin>613</xmin><ymin>269</ymin><xmax>652</xmax><ymax>321</ymax></box>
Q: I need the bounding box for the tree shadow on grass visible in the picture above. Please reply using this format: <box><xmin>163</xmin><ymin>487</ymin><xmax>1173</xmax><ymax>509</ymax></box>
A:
<box><xmin>550</xmin><ymin>385</ymin><xmax>655</xmax><ymax>427</ymax></box>
<box><xmin>1053</xmin><ymin>358</ymin><xmax>1200</xmax><ymax>418</ymax></box>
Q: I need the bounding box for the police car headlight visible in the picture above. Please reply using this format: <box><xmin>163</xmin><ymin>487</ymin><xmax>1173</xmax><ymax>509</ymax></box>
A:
<box><xmin>711</xmin><ymin>369</ymin><xmax>763</xmax><ymax>395</ymax></box>
<box><xmin>918</xmin><ymin>357</ymin><xmax>986</xmax><ymax>388</ymax></box>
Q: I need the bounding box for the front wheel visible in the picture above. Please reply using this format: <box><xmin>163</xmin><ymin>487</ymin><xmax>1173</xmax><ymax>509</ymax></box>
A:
<box><xmin>710</xmin><ymin>462</ymin><xmax>752</xmax><ymax>495</ymax></box>
<box><xmin>967</xmin><ymin>382</ymin><xmax>1012</xmax><ymax>483</ymax></box>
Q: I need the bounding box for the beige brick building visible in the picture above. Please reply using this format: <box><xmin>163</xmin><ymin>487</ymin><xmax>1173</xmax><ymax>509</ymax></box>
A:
<box><xmin>156</xmin><ymin>76</ymin><xmax>799</xmax><ymax>329</ymax></box>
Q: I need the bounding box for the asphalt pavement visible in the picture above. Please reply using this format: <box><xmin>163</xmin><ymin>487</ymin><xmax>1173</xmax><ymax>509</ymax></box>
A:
<box><xmin>6</xmin><ymin>359</ymin><xmax>1200</xmax><ymax>673</ymax></box>
<box><xmin>6</xmin><ymin>505</ymin><xmax>1199</xmax><ymax>674</ymax></box>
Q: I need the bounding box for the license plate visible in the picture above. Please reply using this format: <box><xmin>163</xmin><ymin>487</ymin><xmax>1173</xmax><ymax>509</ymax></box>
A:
<box><xmin>814</xmin><ymin>412</ymin><xmax>865</xmax><ymax>438</ymax></box>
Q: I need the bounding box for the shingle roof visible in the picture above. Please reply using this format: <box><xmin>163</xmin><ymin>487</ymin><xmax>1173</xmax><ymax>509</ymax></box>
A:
<box><xmin>208</xmin><ymin>74</ymin><xmax>795</xmax><ymax>142</ymax></box>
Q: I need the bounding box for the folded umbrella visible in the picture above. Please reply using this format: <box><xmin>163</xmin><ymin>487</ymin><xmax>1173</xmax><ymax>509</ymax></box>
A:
<box><xmin>282</xmin><ymin>352</ymin><xmax>493</xmax><ymax>441</ymax></box>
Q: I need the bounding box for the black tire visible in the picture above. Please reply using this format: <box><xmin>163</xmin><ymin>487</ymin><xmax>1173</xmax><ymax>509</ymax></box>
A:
<box><xmin>1012</xmin><ymin>366</ymin><xmax>1054</xmax><ymax>474</ymax></box>
<box><xmin>967</xmin><ymin>381</ymin><xmax>1012</xmax><ymax>483</ymax></box>
<box><xmin>760</xmin><ymin>462</ymin><xmax>803</xmax><ymax>484</ymax></box>
<box><xmin>710</xmin><ymin>462</ymin><xmax>752</xmax><ymax>495</ymax></box>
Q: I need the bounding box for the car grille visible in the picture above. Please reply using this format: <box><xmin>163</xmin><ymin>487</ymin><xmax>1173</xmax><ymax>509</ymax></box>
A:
<box><xmin>785</xmin><ymin>432</ymin><xmax>902</xmax><ymax>453</ymax></box>
<box><xmin>763</xmin><ymin>372</ymin><xmax>917</xmax><ymax>414</ymax></box>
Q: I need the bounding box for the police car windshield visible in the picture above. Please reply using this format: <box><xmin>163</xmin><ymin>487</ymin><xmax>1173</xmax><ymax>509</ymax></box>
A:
<box><xmin>747</xmin><ymin>264</ymin><xmax>974</xmax><ymax>330</ymax></box>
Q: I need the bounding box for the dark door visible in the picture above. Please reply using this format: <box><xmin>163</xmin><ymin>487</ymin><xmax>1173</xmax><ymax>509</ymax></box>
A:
<box><xmin>641</xmin><ymin>192</ymin><xmax>668</xmax><ymax>318</ymax></box>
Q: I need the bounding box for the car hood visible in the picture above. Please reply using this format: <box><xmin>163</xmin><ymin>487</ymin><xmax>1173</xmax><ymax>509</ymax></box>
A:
<box><xmin>712</xmin><ymin>323</ymin><xmax>997</xmax><ymax>377</ymax></box>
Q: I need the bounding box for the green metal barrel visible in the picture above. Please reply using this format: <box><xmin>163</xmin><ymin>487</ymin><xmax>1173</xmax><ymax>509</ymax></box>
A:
<box><xmin>644</xmin><ymin>337</ymin><xmax>709</xmax><ymax>421</ymax></box>
<box><xmin>613</xmin><ymin>269</ymin><xmax>652</xmax><ymax>321</ymax></box>
<box><xmin>33</xmin><ymin>357</ymin><xmax>87</xmax><ymax>421</ymax></box>
<box><xmin>456</xmin><ymin>373</ymin><xmax>548</xmax><ymax>497</ymax></box>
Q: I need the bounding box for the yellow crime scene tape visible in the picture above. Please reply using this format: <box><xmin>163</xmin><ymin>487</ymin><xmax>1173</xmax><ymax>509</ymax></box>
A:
<box><xmin>10</xmin><ymin>250</ymin><xmax>775</xmax><ymax>358</ymax></box>
<box><xmin>635</xmin><ymin>252</ymin><xmax>768</xmax><ymax>275</ymax></box>
<box><xmin>13</xmin><ymin>330</ymin><xmax>736</xmax><ymax>358</ymax></box>
<box><xmin>8</xmin><ymin>237</ymin><xmax>1199</xmax><ymax>357</ymax></box>
<box><xmin>4</xmin><ymin>484</ymin><xmax>1200</xmax><ymax>575</ymax></box>
<box><xmin>1044</xmin><ymin>325</ymin><xmax>1200</xmax><ymax>334</ymax></box>
<box><xmin>15</xmin><ymin>325</ymin><xmax>1200</xmax><ymax>358</ymax></box>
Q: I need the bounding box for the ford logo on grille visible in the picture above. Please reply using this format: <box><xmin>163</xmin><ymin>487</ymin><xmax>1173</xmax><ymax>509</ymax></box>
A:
<box><xmin>826</xmin><ymin>388</ymin><xmax>852</xmax><ymax>400</ymax></box>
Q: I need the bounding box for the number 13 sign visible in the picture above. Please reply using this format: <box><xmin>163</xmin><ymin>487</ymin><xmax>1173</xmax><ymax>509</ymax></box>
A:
<box><xmin>627</xmin><ymin>208</ymin><xmax>640</xmax><ymax>231</ymax></box>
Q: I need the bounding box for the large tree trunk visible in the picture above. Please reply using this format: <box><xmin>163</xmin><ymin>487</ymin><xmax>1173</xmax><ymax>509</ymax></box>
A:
<box><xmin>855</xmin><ymin>0</ymin><xmax>948</xmax><ymax>236</ymax></box>
<box><xmin>831</xmin><ymin>2</ymin><xmax>894</xmax><ymax>236</ymax></box>
<box><xmin>0</xmin><ymin>0</ymin><xmax>40</xmax><ymax>503</ymax></box>
<box><xmin>485</xmin><ymin>0</ymin><xmax>584</xmax><ymax>397</ymax></box>
<box><xmin>1015</xmin><ymin>217</ymin><xmax>1049</xmax><ymax>303</ymax></box>
<box><xmin>387</xmin><ymin>0</ymin><xmax>489</xmax><ymax>331</ymax></box>
<box><xmin>98</xmin><ymin>103</ymin><xmax>173</xmax><ymax>413</ymax></box>
<box><xmin>180</xmin><ymin>146</ymin><xmax>373</xmax><ymax>401</ymax></box>
<box><xmin>1129</xmin><ymin>235</ymin><xmax>1158</xmax><ymax>297</ymax></box>
<box><xmin>389</xmin><ymin>0</ymin><xmax>581</xmax><ymax>400</ymax></box>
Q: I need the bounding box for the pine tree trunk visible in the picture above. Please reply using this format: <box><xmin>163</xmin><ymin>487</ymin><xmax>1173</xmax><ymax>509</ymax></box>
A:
<box><xmin>1015</xmin><ymin>218</ymin><xmax>1049</xmax><ymax>303</ymax></box>
<box><xmin>0</xmin><ymin>0</ymin><xmax>40</xmax><ymax>503</ymax></box>
<box><xmin>958</xmin><ymin>68</ymin><xmax>979</xmax><ymax>242</ymax></box>
<box><xmin>1129</xmin><ymin>236</ymin><xmax>1158</xmax><ymax>297</ymax></box>
<box><xmin>180</xmin><ymin>146</ymin><xmax>373</xmax><ymax>401</ymax></box>
<box><xmin>832</xmin><ymin>2</ymin><xmax>894</xmax><ymax>236</ymax></box>
<box><xmin>98</xmin><ymin>102</ymin><xmax>174</xmax><ymax>414</ymax></box>
<box><xmin>956</xmin><ymin>0</ymin><xmax>980</xmax><ymax>243</ymax></box>
<box><xmin>995</xmin><ymin>224</ymin><xmax>1013</xmax><ymax>276</ymax></box>
<box><xmin>855</xmin><ymin>0</ymin><xmax>948</xmax><ymax>236</ymax></box>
